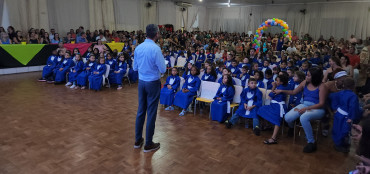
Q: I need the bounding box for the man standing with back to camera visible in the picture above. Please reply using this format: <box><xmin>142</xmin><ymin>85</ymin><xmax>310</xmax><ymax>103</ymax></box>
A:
<box><xmin>133</xmin><ymin>24</ymin><xmax>166</xmax><ymax>152</ymax></box>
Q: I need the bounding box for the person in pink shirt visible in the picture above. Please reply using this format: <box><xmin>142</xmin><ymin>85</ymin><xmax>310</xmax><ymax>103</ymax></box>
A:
<box><xmin>93</xmin><ymin>39</ymin><xmax>107</xmax><ymax>53</ymax></box>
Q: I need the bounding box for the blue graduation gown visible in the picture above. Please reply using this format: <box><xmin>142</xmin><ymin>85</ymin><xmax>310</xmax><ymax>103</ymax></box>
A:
<box><xmin>182</xmin><ymin>70</ymin><xmax>191</xmax><ymax>80</ymax></box>
<box><xmin>42</xmin><ymin>55</ymin><xmax>59</xmax><ymax>78</ymax></box>
<box><xmin>165</xmin><ymin>55</ymin><xmax>172</xmax><ymax>67</ymax></box>
<box><xmin>201</xmin><ymin>73</ymin><xmax>216</xmax><ymax>82</ymax></box>
<box><xmin>257</xmin><ymin>85</ymin><xmax>289</xmax><ymax>126</ymax></box>
<box><xmin>127</xmin><ymin>58</ymin><xmax>138</xmax><ymax>83</ymax></box>
<box><xmin>207</xmin><ymin>53</ymin><xmax>215</xmax><ymax>62</ymax></box>
<box><xmin>113</xmin><ymin>61</ymin><xmax>127</xmax><ymax>85</ymax></box>
<box><xmin>55</xmin><ymin>58</ymin><xmax>75</xmax><ymax>82</ymax></box>
<box><xmin>173</xmin><ymin>75</ymin><xmax>201</xmax><ymax>109</ymax></box>
<box><xmin>259</xmin><ymin>66</ymin><xmax>271</xmax><ymax>74</ymax></box>
<box><xmin>256</xmin><ymin>80</ymin><xmax>265</xmax><ymax>88</ymax></box>
<box><xmin>263</xmin><ymin>77</ymin><xmax>274</xmax><ymax>90</ymax></box>
<box><xmin>211</xmin><ymin>85</ymin><xmax>235</xmax><ymax>123</ymax></box>
<box><xmin>160</xmin><ymin>75</ymin><xmax>180</xmax><ymax>106</ymax></box>
<box><xmin>195</xmin><ymin>54</ymin><xmax>206</xmax><ymax>69</ymax></box>
<box><xmin>224</xmin><ymin>61</ymin><xmax>232</xmax><ymax>67</ymax></box>
<box><xmin>77</xmin><ymin>62</ymin><xmax>96</xmax><ymax>86</ymax></box>
<box><xmin>68</xmin><ymin>60</ymin><xmax>84</xmax><ymax>82</ymax></box>
<box><xmin>238</xmin><ymin>73</ymin><xmax>250</xmax><ymax>88</ymax></box>
<box><xmin>229</xmin><ymin>65</ymin><xmax>241</xmax><ymax>77</ymax></box>
<box><xmin>236</xmin><ymin>87</ymin><xmax>263</xmax><ymax>118</ymax></box>
<box><xmin>330</xmin><ymin>90</ymin><xmax>361</xmax><ymax>146</ymax></box>
<box><xmin>238</xmin><ymin>63</ymin><xmax>251</xmax><ymax>71</ymax></box>
<box><xmin>88</xmin><ymin>63</ymin><xmax>107</xmax><ymax>90</ymax></box>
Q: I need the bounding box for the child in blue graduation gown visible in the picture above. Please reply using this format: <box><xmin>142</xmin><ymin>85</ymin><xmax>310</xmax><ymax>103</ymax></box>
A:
<box><xmin>201</xmin><ymin>66</ymin><xmax>217</xmax><ymax>82</ymax></box>
<box><xmin>254</xmin><ymin>70</ymin><xmax>265</xmax><ymax>88</ymax></box>
<box><xmin>288</xmin><ymin>71</ymin><xmax>305</xmax><ymax>110</ymax></box>
<box><xmin>174</xmin><ymin>66</ymin><xmax>201</xmax><ymax>116</ymax></box>
<box><xmin>39</xmin><ymin>50</ymin><xmax>59</xmax><ymax>81</ymax></box>
<box><xmin>238</xmin><ymin>66</ymin><xmax>250</xmax><ymax>88</ymax></box>
<box><xmin>218</xmin><ymin>68</ymin><xmax>236</xmax><ymax>85</ymax></box>
<box><xmin>228</xmin><ymin>60</ymin><xmax>241</xmax><ymax>78</ymax></box>
<box><xmin>114</xmin><ymin>54</ymin><xmax>128</xmax><ymax>90</ymax></box>
<box><xmin>195</xmin><ymin>49</ymin><xmax>206</xmax><ymax>69</ymax></box>
<box><xmin>211</xmin><ymin>75</ymin><xmax>235</xmax><ymax>123</ymax></box>
<box><xmin>226</xmin><ymin>78</ymin><xmax>262</xmax><ymax>133</ymax></box>
<box><xmin>280</xmin><ymin>61</ymin><xmax>288</xmax><ymax>71</ymax></box>
<box><xmin>182</xmin><ymin>62</ymin><xmax>193</xmax><ymax>80</ymax></box>
<box><xmin>238</xmin><ymin>58</ymin><xmax>251</xmax><ymax>72</ymax></box>
<box><xmin>128</xmin><ymin>52</ymin><xmax>138</xmax><ymax>83</ymax></box>
<box><xmin>88</xmin><ymin>57</ymin><xmax>107</xmax><ymax>91</ymax></box>
<box><xmin>258</xmin><ymin>75</ymin><xmax>290</xmax><ymax>144</ymax></box>
<box><xmin>249</xmin><ymin>62</ymin><xmax>259</xmax><ymax>76</ymax></box>
<box><xmin>207</xmin><ymin>51</ymin><xmax>215</xmax><ymax>63</ymax></box>
<box><xmin>66</xmin><ymin>54</ymin><xmax>84</xmax><ymax>88</ymax></box>
<box><xmin>76</xmin><ymin>55</ymin><xmax>96</xmax><ymax>89</ymax></box>
<box><xmin>106</xmin><ymin>53</ymin><xmax>117</xmax><ymax>84</ymax></box>
<box><xmin>330</xmin><ymin>77</ymin><xmax>361</xmax><ymax>153</ymax></box>
<box><xmin>263</xmin><ymin>69</ymin><xmax>274</xmax><ymax>90</ymax></box>
<box><xmin>161</xmin><ymin>67</ymin><xmax>181</xmax><ymax>110</ymax></box>
<box><xmin>287</xmin><ymin>69</ymin><xmax>295</xmax><ymax>89</ymax></box>
<box><xmin>259</xmin><ymin>60</ymin><xmax>271</xmax><ymax>75</ymax></box>
<box><xmin>54</xmin><ymin>52</ymin><xmax>75</xmax><ymax>84</ymax></box>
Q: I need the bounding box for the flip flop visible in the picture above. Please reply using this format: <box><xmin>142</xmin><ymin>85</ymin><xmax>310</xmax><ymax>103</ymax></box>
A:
<box><xmin>263</xmin><ymin>138</ymin><xmax>278</xmax><ymax>145</ymax></box>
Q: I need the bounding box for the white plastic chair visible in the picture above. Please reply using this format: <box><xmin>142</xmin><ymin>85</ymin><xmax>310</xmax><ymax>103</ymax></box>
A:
<box><xmin>258</xmin><ymin>88</ymin><xmax>267</xmax><ymax>106</ymax></box>
<box><xmin>198</xmin><ymin>71</ymin><xmax>204</xmax><ymax>80</ymax></box>
<box><xmin>194</xmin><ymin>81</ymin><xmax>220</xmax><ymax>118</ymax></box>
<box><xmin>176</xmin><ymin>57</ymin><xmax>187</xmax><ymax>68</ymax></box>
<box><xmin>179</xmin><ymin>76</ymin><xmax>185</xmax><ymax>90</ymax></box>
<box><xmin>265</xmin><ymin>89</ymin><xmax>272</xmax><ymax>105</ymax></box>
<box><xmin>233</xmin><ymin>77</ymin><xmax>242</xmax><ymax>86</ymax></box>
<box><xmin>229</xmin><ymin>85</ymin><xmax>243</xmax><ymax>114</ymax></box>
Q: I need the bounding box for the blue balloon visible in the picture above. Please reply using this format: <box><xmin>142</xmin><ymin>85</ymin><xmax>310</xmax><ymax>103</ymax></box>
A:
<box><xmin>285</xmin><ymin>31</ymin><xmax>288</xmax><ymax>34</ymax></box>
<box><xmin>271</xmin><ymin>21</ymin><xmax>275</xmax><ymax>26</ymax></box>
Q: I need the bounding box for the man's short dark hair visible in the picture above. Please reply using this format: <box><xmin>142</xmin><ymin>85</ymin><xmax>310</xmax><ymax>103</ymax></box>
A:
<box><xmin>146</xmin><ymin>24</ymin><xmax>158</xmax><ymax>39</ymax></box>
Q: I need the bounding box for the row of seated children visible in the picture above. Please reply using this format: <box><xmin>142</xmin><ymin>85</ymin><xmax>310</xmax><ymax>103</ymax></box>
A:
<box><xmin>160</xmin><ymin>64</ymin><xmax>361</xmax><ymax>153</ymax></box>
<box><xmin>39</xmin><ymin>50</ymin><xmax>131</xmax><ymax>90</ymax></box>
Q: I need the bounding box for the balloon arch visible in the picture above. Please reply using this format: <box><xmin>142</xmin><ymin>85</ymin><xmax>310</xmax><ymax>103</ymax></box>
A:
<box><xmin>252</xmin><ymin>18</ymin><xmax>292</xmax><ymax>53</ymax></box>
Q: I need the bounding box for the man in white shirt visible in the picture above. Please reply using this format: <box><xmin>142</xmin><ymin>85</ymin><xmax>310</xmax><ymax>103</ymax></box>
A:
<box><xmin>95</xmin><ymin>33</ymin><xmax>107</xmax><ymax>42</ymax></box>
<box><xmin>286</xmin><ymin>42</ymin><xmax>297</xmax><ymax>54</ymax></box>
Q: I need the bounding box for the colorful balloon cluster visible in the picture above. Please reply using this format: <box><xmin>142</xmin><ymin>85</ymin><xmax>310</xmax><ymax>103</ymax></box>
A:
<box><xmin>253</xmin><ymin>18</ymin><xmax>292</xmax><ymax>53</ymax></box>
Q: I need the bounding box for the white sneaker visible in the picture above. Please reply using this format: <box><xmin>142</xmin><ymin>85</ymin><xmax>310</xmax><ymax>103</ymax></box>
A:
<box><xmin>65</xmin><ymin>82</ymin><xmax>72</xmax><ymax>86</ymax></box>
<box><xmin>70</xmin><ymin>84</ymin><xmax>76</xmax><ymax>89</ymax></box>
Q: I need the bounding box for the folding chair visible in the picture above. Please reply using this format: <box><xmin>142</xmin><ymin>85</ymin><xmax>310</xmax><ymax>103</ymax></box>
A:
<box><xmin>179</xmin><ymin>77</ymin><xmax>185</xmax><ymax>90</ymax></box>
<box><xmin>194</xmin><ymin>81</ymin><xmax>220</xmax><ymax>119</ymax></box>
<box><xmin>258</xmin><ymin>88</ymin><xmax>267</xmax><ymax>106</ymax></box>
<box><xmin>175</xmin><ymin>57</ymin><xmax>187</xmax><ymax>68</ymax></box>
<box><xmin>198</xmin><ymin>71</ymin><xmax>204</xmax><ymax>80</ymax></box>
<box><xmin>264</xmin><ymin>89</ymin><xmax>272</xmax><ymax>105</ymax></box>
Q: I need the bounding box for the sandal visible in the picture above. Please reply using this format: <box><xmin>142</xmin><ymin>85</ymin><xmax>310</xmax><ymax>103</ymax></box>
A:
<box><xmin>263</xmin><ymin>137</ymin><xmax>278</xmax><ymax>145</ymax></box>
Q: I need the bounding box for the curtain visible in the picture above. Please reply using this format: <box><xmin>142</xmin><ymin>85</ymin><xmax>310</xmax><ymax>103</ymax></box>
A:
<box><xmin>89</xmin><ymin>0</ymin><xmax>115</xmax><ymax>32</ymax></box>
<box><xmin>140</xmin><ymin>0</ymin><xmax>157</xmax><ymax>30</ymax></box>
<box><xmin>0</xmin><ymin>0</ymin><xmax>4</xmax><ymax>25</ymax></box>
<box><xmin>113</xmin><ymin>0</ymin><xmax>141</xmax><ymax>31</ymax></box>
<box><xmin>6</xmin><ymin>0</ymin><xmax>49</xmax><ymax>32</ymax></box>
<box><xmin>47</xmin><ymin>0</ymin><xmax>89</xmax><ymax>35</ymax></box>
<box><xmin>158</xmin><ymin>1</ymin><xmax>176</xmax><ymax>26</ymax></box>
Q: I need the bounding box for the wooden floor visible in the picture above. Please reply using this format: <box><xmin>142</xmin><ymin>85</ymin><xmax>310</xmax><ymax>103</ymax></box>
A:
<box><xmin>0</xmin><ymin>72</ymin><xmax>358</xmax><ymax>174</ymax></box>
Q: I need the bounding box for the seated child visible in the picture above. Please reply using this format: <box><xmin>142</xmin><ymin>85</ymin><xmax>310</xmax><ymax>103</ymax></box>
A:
<box><xmin>66</xmin><ymin>54</ymin><xmax>84</xmax><ymax>88</ymax></box>
<box><xmin>173</xmin><ymin>66</ymin><xmax>201</xmax><ymax>116</ymax></box>
<box><xmin>211</xmin><ymin>75</ymin><xmax>235</xmax><ymax>123</ymax></box>
<box><xmin>254</xmin><ymin>70</ymin><xmax>265</xmax><ymax>88</ymax></box>
<box><xmin>218</xmin><ymin>68</ymin><xmax>236</xmax><ymax>85</ymax></box>
<box><xmin>238</xmin><ymin>66</ymin><xmax>250</xmax><ymax>88</ymax></box>
<box><xmin>39</xmin><ymin>50</ymin><xmax>60</xmax><ymax>82</ymax></box>
<box><xmin>76</xmin><ymin>55</ymin><xmax>97</xmax><ymax>89</ymax></box>
<box><xmin>161</xmin><ymin>67</ymin><xmax>181</xmax><ymax>111</ymax></box>
<box><xmin>288</xmin><ymin>71</ymin><xmax>305</xmax><ymax>110</ymax></box>
<box><xmin>225</xmin><ymin>78</ymin><xmax>263</xmax><ymax>135</ymax></box>
<box><xmin>330</xmin><ymin>77</ymin><xmax>362</xmax><ymax>153</ymax></box>
<box><xmin>201</xmin><ymin>66</ymin><xmax>217</xmax><ymax>82</ymax></box>
<box><xmin>257</xmin><ymin>75</ymin><xmax>290</xmax><ymax>144</ymax></box>
<box><xmin>228</xmin><ymin>59</ymin><xmax>241</xmax><ymax>78</ymax></box>
<box><xmin>238</xmin><ymin>57</ymin><xmax>251</xmax><ymax>72</ymax></box>
<box><xmin>114</xmin><ymin>54</ymin><xmax>128</xmax><ymax>90</ymax></box>
<box><xmin>182</xmin><ymin>62</ymin><xmax>193</xmax><ymax>80</ymax></box>
<box><xmin>54</xmin><ymin>52</ymin><xmax>75</xmax><ymax>84</ymax></box>
<box><xmin>88</xmin><ymin>57</ymin><xmax>107</xmax><ymax>91</ymax></box>
<box><xmin>263</xmin><ymin>69</ymin><xmax>274</xmax><ymax>90</ymax></box>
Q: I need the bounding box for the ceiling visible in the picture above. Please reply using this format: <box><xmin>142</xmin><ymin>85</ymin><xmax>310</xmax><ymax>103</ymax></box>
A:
<box><xmin>169</xmin><ymin>0</ymin><xmax>362</xmax><ymax>7</ymax></box>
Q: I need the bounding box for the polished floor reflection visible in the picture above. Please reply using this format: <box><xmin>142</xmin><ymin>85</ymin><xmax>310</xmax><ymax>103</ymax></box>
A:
<box><xmin>0</xmin><ymin>72</ymin><xmax>357</xmax><ymax>174</ymax></box>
